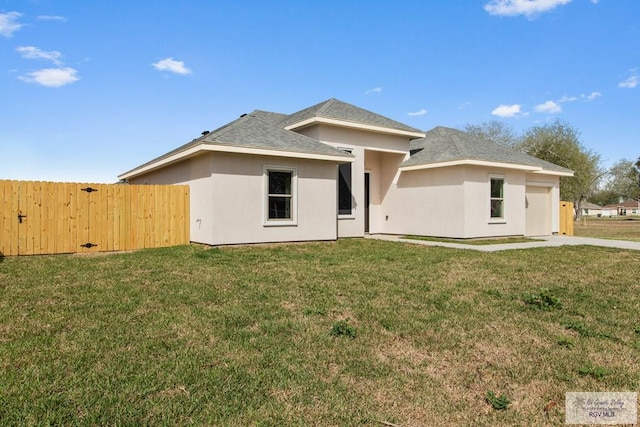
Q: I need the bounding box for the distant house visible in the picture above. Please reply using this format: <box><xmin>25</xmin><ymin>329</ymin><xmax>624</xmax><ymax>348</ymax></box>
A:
<box><xmin>602</xmin><ymin>200</ymin><xmax>640</xmax><ymax>217</ymax></box>
<box><xmin>581</xmin><ymin>202</ymin><xmax>603</xmax><ymax>217</ymax></box>
<box><xmin>119</xmin><ymin>98</ymin><xmax>573</xmax><ymax>246</ymax></box>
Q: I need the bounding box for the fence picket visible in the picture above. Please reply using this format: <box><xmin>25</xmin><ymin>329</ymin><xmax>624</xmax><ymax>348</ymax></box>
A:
<box><xmin>0</xmin><ymin>180</ymin><xmax>189</xmax><ymax>256</ymax></box>
<box><xmin>559</xmin><ymin>201</ymin><xmax>574</xmax><ymax>236</ymax></box>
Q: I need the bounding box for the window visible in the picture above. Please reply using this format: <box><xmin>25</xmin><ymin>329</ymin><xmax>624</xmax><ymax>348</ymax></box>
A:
<box><xmin>338</xmin><ymin>149</ymin><xmax>353</xmax><ymax>215</ymax></box>
<box><xmin>490</xmin><ymin>177</ymin><xmax>504</xmax><ymax>219</ymax></box>
<box><xmin>265</xmin><ymin>167</ymin><xmax>297</xmax><ymax>225</ymax></box>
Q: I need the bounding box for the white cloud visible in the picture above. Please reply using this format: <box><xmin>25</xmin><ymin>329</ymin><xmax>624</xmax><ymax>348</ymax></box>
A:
<box><xmin>583</xmin><ymin>91</ymin><xmax>601</xmax><ymax>101</ymax></box>
<box><xmin>19</xmin><ymin>67</ymin><xmax>80</xmax><ymax>87</ymax></box>
<box><xmin>558</xmin><ymin>92</ymin><xmax>601</xmax><ymax>102</ymax></box>
<box><xmin>152</xmin><ymin>57</ymin><xmax>191</xmax><ymax>75</ymax></box>
<box><xmin>619</xmin><ymin>69</ymin><xmax>638</xmax><ymax>88</ymax></box>
<box><xmin>407</xmin><ymin>109</ymin><xmax>427</xmax><ymax>116</ymax></box>
<box><xmin>458</xmin><ymin>101</ymin><xmax>472</xmax><ymax>110</ymax></box>
<box><xmin>0</xmin><ymin>11</ymin><xmax>23</xmax><ymax>37</ymax></box>
<box><xmin>590</xmin><ymin>0</ymin><xmax>600</xmax><ymax>3</ymax></box>
<box><xmin>365</xmin><ymin>87</ymin><xmax>382</xmax><ymax>95</ymax></box>
<box><xmin>491</xmin><ymin>104</ymin><xmax>526</xmax><ymax>118</ymax></box>
<box><xmin>37</xmin><ymin>15</ymin><xmax>68</xmax><ymax>22</ymax></box>
<box><xmin>16</xmin><ymin>46</ymin><xmax>63</xmax><ymax>65</ymax></box>
<box><xmin>484</xmin><ymin>0</ymin><xmax>572</xmax><ymax>18</ymax></box>
<box><xmin>557</xmin><ymin>95</ymin><xmax>578</xmax><ymax>102</ymax></box>
<box><xmin>534</xmin><ymin>100</ymin><xmax>562</xmax><ymax>113</ymax></box>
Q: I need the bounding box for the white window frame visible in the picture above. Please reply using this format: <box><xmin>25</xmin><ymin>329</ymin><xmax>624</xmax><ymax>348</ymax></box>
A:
<box><xmin>489</xmin><ymin>175</ymin><xmax>505</xmax><ymax>222</ymax></box>
<box><xmin>263</xmin><ymin>165</ymin><xmax>297</xmax><ymax>226</ymax></box>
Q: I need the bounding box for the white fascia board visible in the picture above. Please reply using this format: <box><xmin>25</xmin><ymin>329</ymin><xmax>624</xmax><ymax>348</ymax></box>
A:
<box><xmin>398</xmin><ymin>159</ymin><xmax>543</xmax><ymax>172</ymax></box>
<box><xmin>119</xmin><ymin>144</ymin><xmax>204</xmax><ymax>180</ymax></box>
<box><xmin>284</xmin><ymin>117</ymin><xmax>425</xmax><ymax>139</ymax></box>
<box><xmin>530</xmin><ymin>169</ymin><xmax>574</xmax><ymax>177</ymax></box>
<box><xmin>204</xmin><ymin>144</ymin><xmax>354</xmax><ymax>162</ymax></box>
<box><xmin>118</xmin><ymin>143</ymin><xmax>354</xmax><ymax>180</ymax></box>
<box><xmin>363</xmin><ymin>146</ymin><xmax>408</xmax><ymax>155</ymax></box>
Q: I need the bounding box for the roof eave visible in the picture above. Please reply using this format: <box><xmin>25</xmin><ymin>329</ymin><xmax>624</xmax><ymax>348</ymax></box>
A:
<box><xmin>398</xmin><ymin>159</ymin><xmax>544</xmax><ymax>172</ymax></box>
<box><xmin>530</xmin><ymin>169</ymin><xmax>574</xmax><ymax>177</ymax></box>
<box><xmin>284</xmin><ymin>117</ymin><xmax>425</xmax><ymax>139</ymax></box>
<box><xmin>119</xmin><ymin>143</ymin><xmax>353</xmax><ymax>180</ymax></box>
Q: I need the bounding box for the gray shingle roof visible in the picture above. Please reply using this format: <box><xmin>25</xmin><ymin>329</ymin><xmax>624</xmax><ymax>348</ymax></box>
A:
<box><xmin>201</xmin><ymin>112</ymin><xmax>353</xmax><ymax>157</ymax></box>
<box><xmin>251</xmin><ymin>110</ymin><xmax>288</xmax><ymax>124</ymax></box>
<box><xmin>582</xmin><ymin>202</ymin><xmax>603</xmax><ymax>209</ymax></box>
<box><xmin>281</xmin><ymin>98</ymin><xmax>423</xmax><ymax>134</ymax></box>
<box><xmin>124</xmin><ymin>112</ymin><xmax>352</xmax><ymax>174</ymax></box>
<box><xmin>403</xmin><ymin>126</ymin><xmax>573</xmax><ymax>174</ymax></box>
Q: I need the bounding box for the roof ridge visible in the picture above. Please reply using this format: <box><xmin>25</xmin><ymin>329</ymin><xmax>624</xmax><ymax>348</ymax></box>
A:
<box><xmin>316</xmin><ymin>98</ymin><xmax>336</xmax><ymax>116</ymax></box>
<box><xmin>246</xmin><ymin>111</ymin><xmax>342</xmax><ymax>147</ymax></box>
<box><xmin>204</xmin><ymin>113</ymin><xmax>253</xmax><ymax>141</ymax></box>
<box><xmin>445</xmin><ymin>128</ymin><xmax>466</xmax><ymax>159</ymax></box>
<box><xmin>217</xmin><ymin>110</ymin><xmax>352</xmax><ymax>155</ymax></box>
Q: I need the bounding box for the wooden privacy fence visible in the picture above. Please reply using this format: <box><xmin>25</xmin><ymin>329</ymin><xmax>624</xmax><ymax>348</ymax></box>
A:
<box><xmin>1</xmin><ymin>180</ymin><xmax>189</xmax><ymax>256</ymax></box>
<box><xmin>559</xmin><ymin>200</ymin><xmax>574</xmax><ymax>236</ymax></box>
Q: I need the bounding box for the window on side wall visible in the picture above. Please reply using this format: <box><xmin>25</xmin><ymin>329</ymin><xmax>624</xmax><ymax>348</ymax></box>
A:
<box><xmin>338</xmin><ymin>149</ymin><xmax>353</xmax><ymax>216</ymax></box>
<box><xmin>265</xmin><ymin>166</ymin><xmax>297</xmax><ymax>225</ymax></box>
<box><xmin>490</xmin><ymin>176</ymin><xmax>505</xmax><ymax>219</ymax></box>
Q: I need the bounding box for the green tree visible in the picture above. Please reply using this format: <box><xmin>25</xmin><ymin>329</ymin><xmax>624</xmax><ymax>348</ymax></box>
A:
<box><xmin>518</xmin><ymin>121</ymin><xmax>603</xmax><ymax>218</ymax></box>
<box><xmin>602</xmin><ymin>158</ymin><xmax>640</xmax><ymax>202</ymax></box>
<box><xmin>464</xmin><ymin>121</ymin><xmax>520</xmax><ymax>148</ymax></box>
<box><xmin>589</xmin><ymin>189</ymin><xmax>619</xmax><ymax>207</ymax></box>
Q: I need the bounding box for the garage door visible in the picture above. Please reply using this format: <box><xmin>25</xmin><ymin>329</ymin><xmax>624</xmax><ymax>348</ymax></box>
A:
<box><xmin>525</xmin><ymin>186</ymin><xmax>551</xmax><ymax>236</ymax></box>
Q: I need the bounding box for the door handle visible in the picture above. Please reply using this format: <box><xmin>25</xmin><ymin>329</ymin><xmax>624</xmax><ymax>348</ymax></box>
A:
<box><xmin>18</xmin><ymin>213</ymin><xmax>27</xmax><ymax>223</ymax></box>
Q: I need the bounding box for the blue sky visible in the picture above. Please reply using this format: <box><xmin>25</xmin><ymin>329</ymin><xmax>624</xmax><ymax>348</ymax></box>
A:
<box><xmin>1</xmin><ymin>0</ymin><xmax>638</xmax><ymax>183</ymax></box>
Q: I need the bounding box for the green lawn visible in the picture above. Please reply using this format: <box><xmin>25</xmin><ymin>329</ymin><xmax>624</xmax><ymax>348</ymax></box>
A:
<box><xmin>1</xmin><ymin>240</ymin><xmax>639</xmax><ymax>426</ymax></box>
<box><xmin>574</xmin><ymin>217</ymin><xmax>640</xmax><ymax>241</ymax></box>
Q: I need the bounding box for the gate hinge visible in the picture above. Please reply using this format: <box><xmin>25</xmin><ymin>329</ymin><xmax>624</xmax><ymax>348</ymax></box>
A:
<box><xmin>81</xmin><ymin>243</ymin><xmax>98</xmax><ymax>248</ymax></box>
<box><xmin>81</xmin><ymin>187</ymin><xmax>98</xmax><ymax>193</ymax></box>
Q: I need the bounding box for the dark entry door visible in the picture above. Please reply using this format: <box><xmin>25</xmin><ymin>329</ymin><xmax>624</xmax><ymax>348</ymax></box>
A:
<box><xmin>364</xmin><ymin>173</ymin><xmax>370</xmax><ymax>233</ymax></box>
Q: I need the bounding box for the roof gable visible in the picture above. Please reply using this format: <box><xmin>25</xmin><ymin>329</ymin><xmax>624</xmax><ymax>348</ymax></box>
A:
<box><xmin>402</xmin><ymin>126</ymin><xmax>573</xmax><ymax>175</ymax></box>
<box><xmin>281</xmin><ymin>98</ymin><xmax>424</xmax><ymax>137</ymax></box>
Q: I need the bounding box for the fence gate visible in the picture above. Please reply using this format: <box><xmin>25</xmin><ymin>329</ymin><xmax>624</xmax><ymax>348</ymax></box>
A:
<box><xmin>559</xmin><ymin>201</ymin><xmax>574</xmax><ymax>236</ymax></box>
<box><xmin>1</xmin><ymin>180</ymin><xmax>189</xmax><ymax>256</ymax></box>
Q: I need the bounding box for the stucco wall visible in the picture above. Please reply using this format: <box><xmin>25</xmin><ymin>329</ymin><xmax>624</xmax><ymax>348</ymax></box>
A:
<box><xmin>462</xmin><ymin>166</ymin><xmax>526</xmax><ymax>238</ymax></box>
<box><xmin>380</xmin><ymin>165</ymin><xmax>562</xmax><ymax>238</ymax></box>
<box><xmin>297</xmin><ymin>124</ymin><xmax>411</xmax><ymax>238</ymax></box>
<box><xmin>128</xmin><ymin>152</ymin><xmax>338</xmax><ymax>245</ymax></box>
<box><xmin>382</xmin><ymin>166</ymin><xmax>467</xmax><ymax>238</ymax></box>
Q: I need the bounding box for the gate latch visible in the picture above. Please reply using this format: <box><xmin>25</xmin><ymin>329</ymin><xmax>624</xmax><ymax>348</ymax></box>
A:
<box><xmin>17</xmin><ymin>213</ymin><xmax>26</xmax><ymax>223</ymax></box>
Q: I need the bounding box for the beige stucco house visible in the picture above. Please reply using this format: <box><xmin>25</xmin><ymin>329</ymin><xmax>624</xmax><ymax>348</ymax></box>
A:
<box><xmin>581</xmin><ymin>202</ymin><xmax>603</xmax><ymax>217</ymax></box>
<box><xmin>602</xmin><ymin>200</ymin><xmax>640</xmax><ymax>217</ymax></box>
<box><xmin>119</xmin><ymin>98</ymin><xmax>573</xmax><ymax>245</ymax></box>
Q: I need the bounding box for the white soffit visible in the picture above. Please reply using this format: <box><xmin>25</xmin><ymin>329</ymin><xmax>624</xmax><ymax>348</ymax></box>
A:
<box><xmin>285</xmin><ymin>117</ymin><xmax>425</xmax><ymax>139</ymax></box>
<box><xmin>399</xmin><ymin>159</ymin><xmax>543</xmax><ymax>172</ymax></box>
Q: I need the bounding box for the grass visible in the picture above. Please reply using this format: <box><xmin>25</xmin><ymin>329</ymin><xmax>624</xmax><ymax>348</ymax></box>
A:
<box><xmin>1</xmin><ymin>240</ymin><xmax>639</xmax><ymax>426</ymax></box>
<box><xmin>401</xmin><ymin>235</ymin><xmax>539</xmax><ymax>245</ymax></box>
<box><xmin>574</xmin><ymin>216</ymin><xmax>640</xmax><ymax>241</ymax></box>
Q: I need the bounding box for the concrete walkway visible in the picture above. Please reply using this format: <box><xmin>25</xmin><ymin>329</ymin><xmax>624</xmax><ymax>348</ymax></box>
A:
<box><xmin>366</xmin><ymin>234</ymin><xmax>640</xmax><ymax>252</ymax></box>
